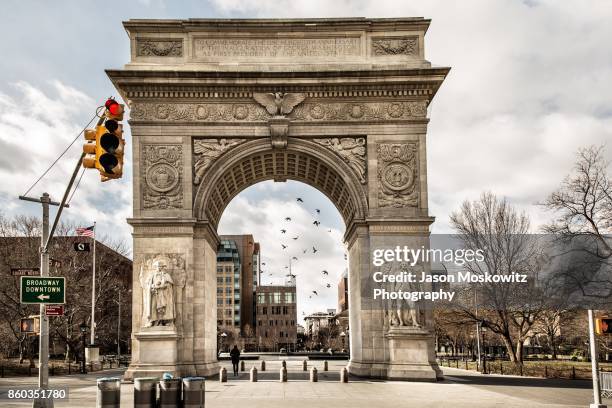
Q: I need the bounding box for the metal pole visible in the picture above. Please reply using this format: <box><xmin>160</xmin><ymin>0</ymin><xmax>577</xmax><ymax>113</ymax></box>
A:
<box><xmin>588</xmin><ymin>309</ymin><xmax>606</xmax><ymax>408</ymax></box>
<box><xmin>475</xmin><ymin>291</ymin><xmax>481</xmax><ymax>368</ymax></box>
<box><xmin>117</xmin><ymin>291</ymin><xmax>121</xmax><ymax>359</ymax></box>
<box><xmin>90</xmin><ymin>222</ymin><xmax>96</xmax><ymax>346</ymax></box>
<box><xmin>33</xmin><ymin>193</ymin><xmax>53</xmax><ymax>408</ymax></box>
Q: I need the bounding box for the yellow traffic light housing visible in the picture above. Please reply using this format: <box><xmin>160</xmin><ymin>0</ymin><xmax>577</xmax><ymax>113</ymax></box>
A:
<box><xmin>82</xmin><ymin>98</ymin><xmax>125</xmax><ymax>181</ymax></box>
<box><xmin>596</xmin><ymin>317</ymin><xmax>612</xmax><ymax>335</ymax></box>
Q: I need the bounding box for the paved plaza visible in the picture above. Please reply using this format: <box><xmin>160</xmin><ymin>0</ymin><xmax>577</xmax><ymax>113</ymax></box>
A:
<box><xmin>0</xmin><ymin>359</ymin><xmax>608</xmax><ymax>407</ymax></box>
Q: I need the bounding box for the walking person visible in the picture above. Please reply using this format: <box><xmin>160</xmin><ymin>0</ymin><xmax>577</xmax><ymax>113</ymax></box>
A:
<box><xmin>230</xmin><ymin>345</ymin><xmax>240</xmax><ymax>376</ymax></box>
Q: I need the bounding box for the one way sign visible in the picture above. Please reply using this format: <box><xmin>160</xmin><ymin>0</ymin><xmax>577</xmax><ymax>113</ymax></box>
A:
<box><xmin>74</xmin><ymin>242</ymin><xmax>90</xmax><ymax>252</ymax></box>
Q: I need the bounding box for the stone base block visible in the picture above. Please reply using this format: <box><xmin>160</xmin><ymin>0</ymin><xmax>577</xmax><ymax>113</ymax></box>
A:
<box><xmin>385</xmin><ymin>326</ymin><xmax>442</xmax><ymax>381</ymax></box>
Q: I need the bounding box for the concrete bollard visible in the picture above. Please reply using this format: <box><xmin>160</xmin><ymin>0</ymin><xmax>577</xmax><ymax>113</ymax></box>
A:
<box><xmin>250</xmin><ymin>367</ymin><xmax>258</xmax><ymax>382</ymax></box>
<box><xmin>281</xmin><ymin>360</ymin><xmax>287</xmax><ymax>369</ymax></box>
<box><xmin>280</xmin><ymin>366</ymin><xmax>287</xmax><ymax>382</ymax></box>
<box><xmin>159</xmin><ymin>378</ymin><xmax>182</xmax><ymax>408</ymax></box>
<box><xmin>310</xmin><ymin>367</ymin><xmax>318</xmax><ymax>382</ymax></box>
<box><xmin>182</xmin><ymin>377</ymin><xmax>205</xmax><ymax>408</ymax></box>
<box><xmin>260</xmin><ymin>360</ymin><xmax>266</xmax><ymax>371</ymax></box>
<box><xmin>240</xmin><ymin>360</ymin><xmax>245</xmax><ymax>372</ymax></box>
<box><xmin>219</xmin><ymin>367</ymin><xmax>227</xmax><ymax>382</ymax></box>
<box><xmin>303</xmin><ymin>360</ymin><xmax>308</xmax><ymax>371</ymax></box>
<box><xmin>134</xmin><ymin>377</ymin><xmax>158</xmax><ymax>408</ymax></box>
<box><xmin>323</xmin><ymin>361</ymin><xmax>328</xmax><ymax>371</ymax></box>
<box><xmin>96</xmin><ymin>377</ymin><xmax>121</xmax><ymax>408</ymax></box>
<box><xmin>340</xmin><ymin>367</ymin><xmax>349</xmax><ymax>383</ymax></box>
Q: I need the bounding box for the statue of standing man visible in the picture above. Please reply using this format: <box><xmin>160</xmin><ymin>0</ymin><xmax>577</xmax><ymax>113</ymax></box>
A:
<box><xmin>140</xmin><ymin>257</ymin><xmax>176</xmax><ymax>327</ymax></box>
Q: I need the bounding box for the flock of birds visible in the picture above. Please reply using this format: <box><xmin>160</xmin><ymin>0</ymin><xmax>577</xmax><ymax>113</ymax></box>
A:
<box><xmin>259</xmin><ymin>197</ymin><xmax>347</xmax><ymax>312</ymax></box>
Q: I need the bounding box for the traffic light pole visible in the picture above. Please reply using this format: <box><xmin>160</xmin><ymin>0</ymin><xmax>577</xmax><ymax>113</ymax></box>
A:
<box><xmin>588</xmin><ymin>309</ymin><xmax>606</xmax><ymax>408</ymax></box>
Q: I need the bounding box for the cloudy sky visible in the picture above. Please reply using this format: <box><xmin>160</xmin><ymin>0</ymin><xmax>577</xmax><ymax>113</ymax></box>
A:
<box><xmin>1</xmin><ymin>0</ymin><xmax>611</xmax><ymax>320</ymax></box>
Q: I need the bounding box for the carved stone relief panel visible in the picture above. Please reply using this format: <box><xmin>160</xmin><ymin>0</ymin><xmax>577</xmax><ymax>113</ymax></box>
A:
<box><xmin>137</xmin><ymin>40</ymin><xmax>183</xmax><ymax>57</ymax></box>
<box><xmin>371</xmin><ymin>37</ymin><xmax>418</xmax><ymax>56</ymax></box>
<box><xmin>376</xmin><ymin>142</ymin><xmax>419</xmax><ymax>208</ymax></box>
<box><xmin>290</xmin><ymin>101</ymin><xmax>427</xmax><ymax>122</ymax></box>
<box><xmin>313</xmin><ymin>138</ymin><xmax>367</xmax><ymax>184</ymax></box>
<box><xmin>130</xmin><ymin>103</ymin><xmax>271</xmax><ymax>122</ymax></box>
<box><xmin>193</xmin><ymin>139</ymin><xmax>246</xmax><ymax>184</ymax></box>
<box><xmin>142</xmin><ymin>144</ymin><xmax>183</xmax><ymax>209</ymax></box>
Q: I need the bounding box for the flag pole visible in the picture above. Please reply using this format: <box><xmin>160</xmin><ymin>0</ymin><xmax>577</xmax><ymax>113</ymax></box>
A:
<box><xmin>90</xmin><ymin>221</ymin><xmax>96</xmax><ymax>346</ymax></box>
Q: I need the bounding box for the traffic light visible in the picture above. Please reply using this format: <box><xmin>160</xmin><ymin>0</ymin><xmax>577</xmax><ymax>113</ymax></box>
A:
<box><xmin>20</xmin><ymin>316</ymin><xmax>40</xmax><ymax>334</ymax></box>
<box><xmin>595</xmin><ymin>317</ymin><xmax>612</xmax><ymax>335</ymax></box>
<box><xmin>82</xmin><ymin>98</ymin><xmax>125</xmax><ymax>181</ymax></box>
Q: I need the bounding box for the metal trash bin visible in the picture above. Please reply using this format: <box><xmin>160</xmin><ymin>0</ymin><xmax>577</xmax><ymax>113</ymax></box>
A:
<box><xmin>134</xmin><ymin>377</ymin><xmax>158</xmax><ymax>408</ymax></box>
<box><xmin>159</xmin><ymin>378</ymin><xmax>182</xmax><ymax>408</ymax></box>
<box><xmin>182</xmin><ymin>377</ymin><xmax>205</xmax><ymax>408</ymax></box>
<box><xmin>96</xmin><ymin>377</ymin><xmax>121</xmax><ymax>408</ymax></box>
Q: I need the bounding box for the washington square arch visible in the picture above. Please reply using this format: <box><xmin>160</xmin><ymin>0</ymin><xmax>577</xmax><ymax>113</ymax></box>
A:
<box><xmin>106</xmin><ymin>17</ymin><xmax>449</xmax><ymax>381</ymax></box>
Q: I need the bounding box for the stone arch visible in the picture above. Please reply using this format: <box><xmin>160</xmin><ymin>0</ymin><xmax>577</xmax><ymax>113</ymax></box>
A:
<box><xmin>193</xmin><ymin>138</ymin><xmax>368</xmax><ymax>231</ymax></box>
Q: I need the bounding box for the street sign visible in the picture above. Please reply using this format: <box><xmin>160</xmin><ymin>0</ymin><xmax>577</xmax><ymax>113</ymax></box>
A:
<box><xmin>11</xmin><ymin>268</ymin><xmax>40</xmax><ymax>277</ymax></box>
<box><xmin>20</xmin><ymin>276</ymin><xmax>65</xmax><ymax>304</ymax></box>
<box><xmin>45</xmin><ymin>305</ymin><xmax>64</xmax><ymax>316</ymax></box>
<box><xmin>74</xmin><ymin>242</ymin><xmax>90</xmax><ymax>252</ymax></box>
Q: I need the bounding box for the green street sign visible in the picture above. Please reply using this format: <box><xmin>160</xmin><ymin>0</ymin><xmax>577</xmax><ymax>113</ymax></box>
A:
<box><xmin>20</xmin><ymin>277</ymin><xmax>65</xmax><ymax>304</ymax></box>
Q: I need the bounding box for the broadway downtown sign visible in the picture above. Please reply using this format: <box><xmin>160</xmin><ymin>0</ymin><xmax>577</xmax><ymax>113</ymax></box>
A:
<box><xmin>20</xmin><ymin>277</ymin><xmax>65</xmax><ymax>304</ymax></box>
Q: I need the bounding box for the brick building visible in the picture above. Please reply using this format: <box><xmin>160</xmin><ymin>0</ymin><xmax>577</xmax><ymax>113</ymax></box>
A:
<box><xmin>255</xmin><ymin>284</ymin><xmax>297</xmax><ymax>351</ymax></box>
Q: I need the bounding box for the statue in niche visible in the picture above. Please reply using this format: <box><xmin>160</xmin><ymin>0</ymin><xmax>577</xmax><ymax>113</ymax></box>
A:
<box><xmin>140</xmin><ymin>257</ymin><xmax>176</xmax><ymax>327</ymax></box>
<box><xmin>385</xmin><ymin>262</ymin><xmax>421</xmax><ymax>328</ymax></box>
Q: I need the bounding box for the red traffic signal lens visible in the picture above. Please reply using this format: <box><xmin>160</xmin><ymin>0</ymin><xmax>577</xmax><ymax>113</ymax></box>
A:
<box><xmin>105</xmin><ymin>99</ymin><xmax>121</xmax><ymax>116</ymax></box>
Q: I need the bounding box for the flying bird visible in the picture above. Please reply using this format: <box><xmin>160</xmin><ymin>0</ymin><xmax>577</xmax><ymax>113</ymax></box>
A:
<box><xmin>292</xmin><ymin>256</ymin><xmax>298</xmax><ymax>261</ymax></box>
<box><xmin>312</xmin><ymin>290</ymin><xmax>318</xmax><ymax>296</ymax></box>
<box><xmin>285</xmin><ymin>217</ymin><xmax>292</xmax><ymax>221</ymax></box>
<box><xmin>327</xmin><ymin>229</ymin><xmax>332</xmax><ymax>233</ymax></box>
<box><xmin>344</xmin><ymin>254</ymin><xmax>347</xmax><ymax>260</ymax></box>
<box><xmin>284</xmin><ymin>266</ymin><xmax>289</xmax><ymax>269</ymax></box>
<box><xmin>281</xmin><ymin>229</ymin><xmax>286</xmax><ymax>234</ymax></box>
<box><xmin>316</xmin><ymin>209</ymin><xmax>320</xmax><ymax>214</ymax></box>
<box><xmin>322</xmin><ymin>270</ymin><xmax>329</xmax><ymax>275</ymax></box>
<box><xmin>262</xmin><ymin>262</ymin><xmax>266</xmax><ymax>266</ymax></box>
<box><xmin>326</xmin><ymin>283</ymin><xmax>331</xmax><ymax>288</ymax></box>
<box><xmin>281</xmin><ymin>244</ymin><xmax>287</xmax><ymax>249</ymax></box>
<box><xmin>292</xmin><ymin>236</ymin><xmax>299</xmax><ymax>240</ymax></box>
<box><xmin>312</xmin><ymin>246</ymin><xmax>318</xmax><ymax>253</ymax></box>
<box><xmin>297</xmin><ymin>197</ymin><xmax>303</xmax><ymax>202</ymax></box>
<box><xmin>303</xmin><ymin>249</ymin><xmax>307</xmax><ymax>254</ymax></box>
<box><xmin>313</xmin><ymin>221</ymin><xmax>320</xmax><ymax>226</ymax></box>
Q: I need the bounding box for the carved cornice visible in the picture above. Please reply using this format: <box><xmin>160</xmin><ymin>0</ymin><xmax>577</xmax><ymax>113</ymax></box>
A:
<box><xmin>372</xmin><ymin>37</ymin><xmax>418</xmax><ymax>56</ymax></box>
<box><xmin>137</xmin><ymin>39</ymin><xmax>183</xmax><ymax>57</ymax></box>
<box><xmin>290</xmin><ymin>101</ymin><xmax>427</xmax><ymax>122</ymax></box>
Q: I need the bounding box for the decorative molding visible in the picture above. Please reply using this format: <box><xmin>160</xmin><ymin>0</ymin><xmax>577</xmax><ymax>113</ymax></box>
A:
<box><xmin>290</xmin><ymin>101</ymin><xmax>427</xmax><ymax>122</ymax></box>
<box><xmin>313</xmin><ymin>138</ymin><xmax>367</xmax><ymax>184</ymax></box>
<box><xmin>372</xmin><ymin>37</ymin><xmax>418</xmax><ymax>56</ymax></box>
<box><xmin>130</xmin><ymin>103</ymin><xmax>271</xmax><ymax>122</ymax></box>
<box><xmin>193</xmin><ymin>37</ymin><xmax>361</xmax><ymax>58</ymax></box>
<box><xmin>125</xmin><ymin>88</ymin><xmax>433</xmax><ymax>99</ymax></box>
<box><xmin>376</xmin><ymin>142</ymin><xmax>419</xmax><ymax>208</ymax></box>
<box><xmin>137</xmin><ymin>40</ymin><xmax>183</xmax><ymax>57</ymax></box>
<box><xmin>142</xmin><ymin>144</ymin><xmax>183</xmax><ymax>209</ymax></box>
<box><xmin>193</xmin><ymin>139</ymin><xmax>246</xmax><ymax>184</ymax></box>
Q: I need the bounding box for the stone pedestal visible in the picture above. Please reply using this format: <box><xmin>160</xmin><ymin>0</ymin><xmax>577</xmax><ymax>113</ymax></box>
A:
<box><xmin>85</xmin><ymin>346</ymin><xmax>101</xmax><ymax>370</ymax></box>
<box><xmin>124</xmin><ymin>326</ymin><xmax>180</xmax><ymax>380</ymax></box>
<box><xmin>385</xmin><ymin>326</ymin><xmax>442</xmax><ymax>381</ymax></box>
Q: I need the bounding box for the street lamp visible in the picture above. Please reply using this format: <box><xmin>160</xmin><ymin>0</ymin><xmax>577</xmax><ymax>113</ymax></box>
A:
<box><xmin>481</xmin><ymin>326</ymin><xmax>488</xmax><ymax>374</ymax></box>
<box><xmin>79</xmin><ymin>322</ymin><xmax>88</xmax><ymax>374</ymax></box>
<box><xmin>220</xmin><ymin>332</ymin><xmax>227</xmax><ymax>354</ymax></box>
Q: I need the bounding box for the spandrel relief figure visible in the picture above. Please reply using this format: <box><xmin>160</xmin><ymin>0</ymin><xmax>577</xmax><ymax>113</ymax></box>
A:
<box><xmin>140</xmin><ymin>257</ymin><xmax>176</xmax><ymax>327</ymax></box>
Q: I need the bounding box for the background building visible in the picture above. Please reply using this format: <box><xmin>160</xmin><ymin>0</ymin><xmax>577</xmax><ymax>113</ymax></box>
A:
<box><xmin>256</xmin><ymin>284</ymin><xmax>297</xmax><ymax>351</ymax></box>
<box><xmin>216</xmin><ymin>235</ymin><xmax>260</xmax><ymax>334</ymax></box>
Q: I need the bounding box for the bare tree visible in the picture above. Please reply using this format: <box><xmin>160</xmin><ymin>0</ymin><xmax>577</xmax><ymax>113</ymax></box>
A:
<box><xmin>450</xmin><ymin>192</ymin><xmax>545</xmax><ymax>364</ymax></box>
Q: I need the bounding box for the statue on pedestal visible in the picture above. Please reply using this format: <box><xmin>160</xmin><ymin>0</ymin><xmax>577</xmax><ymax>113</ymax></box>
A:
<box><xmin>140</xmin><ymin>257</ymin><xmax>176</xmax><ymax>327</ymax></box>
<box><xmin>385</xmin><ymin>262</ymin><xmax>422</xmax><ymax>328</ymax></box>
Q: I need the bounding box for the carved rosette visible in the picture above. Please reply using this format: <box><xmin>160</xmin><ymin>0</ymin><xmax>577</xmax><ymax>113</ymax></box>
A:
<box><xmin>290</xmin><ymin>101</ymin><xmax>427</xmax><ymax>122</ymax></box>
<box><xmin>372</xmin><ymin>37</ymin><xmax>418</xmax><ymax>56</ymax></box>
<box><xmin>142</xmin><ymin>144</ymin><xmax>183</xmax><ymax>210</ymax></box>
<box><xmin>137</xmin><ymin>40</ymin><xmax>183</xmax><ymax>57</ymax></box>
<box><xmin>313</xmin><ymin>138</ymin><xmax>367</xmax><ymax>184</ymax></box>
<box><xmin>193</xmin><ymin>139</ymin><xmax>246</xmax><ymax>184</ymax></box>
<box><xmin>130</xmin><ymin>103</ymin><xmax>271</xmax><ymax>122</ymax></box>
<box><xmin>376</xmin><ymin>142</ymin><xmax>419</xmax><ymax>208</ymax></box>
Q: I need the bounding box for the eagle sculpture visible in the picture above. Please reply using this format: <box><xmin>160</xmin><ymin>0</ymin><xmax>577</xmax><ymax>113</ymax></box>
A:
<box><xmin>253</xmin><ymin>92</ymin><xmax>306</xmax><ymax>116</ymax></box>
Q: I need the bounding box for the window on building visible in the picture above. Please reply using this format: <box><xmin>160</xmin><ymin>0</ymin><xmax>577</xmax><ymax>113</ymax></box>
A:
<box><xmin>273</xmin><ymin>292</ymin><xmax>281</xmax><ymax>303</ymax></box>
<box><xmin>284</xmin><ymin>292</ymin><xmax>295</xmax><ymax>303</ymax></box>
<box><xmin>217</xmin><ymin>288</ymin><xmax>223</xmax><ymax>294</ymax></box>
<box><xmin>217</xmin><ymin>298</ymin><xmax>222</xmax><ymax>305</ymax></box>
<box><xmin>283</xmin><ymin>306</ymin><xmax>288</xmax><ymax>315</ymax></box>
<box><xmin>217</xmin><ymin>266</ymin><xmax>223</xmax><ymax>273</ymax></box>
<box><xmin>225</xmin><ymin>276</ymin><xmax>232</xmax><ymax>283</ymax></box>
<box><xmin>226</xmin><ymin>288</ymin><xmax>232</xmax><ymax>295</ymax></box>
<box><xmin>262</xmin><ymin>306</ymin><xmax>267</xmax><ymax>315</ymax></box>
<box><xmin>257</xmin><ymin>293</ymin><xmax>266</xmax><ymax>304</ymax></box>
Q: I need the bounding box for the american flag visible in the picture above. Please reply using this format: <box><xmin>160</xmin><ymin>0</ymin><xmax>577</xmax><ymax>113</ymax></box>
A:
<box><xmin>76</xmin><ymin>225</ymin><xmax>95</xmax><ymax>238</ymax></box>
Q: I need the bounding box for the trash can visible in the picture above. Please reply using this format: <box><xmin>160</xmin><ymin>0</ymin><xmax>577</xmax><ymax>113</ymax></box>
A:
<box><xmin>96</xmin><ymin>377</ymin><xmax>121</xmax><ymax>408</ymax></box>
<box><xmin>182</xmin><ymin>377</ymin><xmax>205</xmax><ymax>408</ymax></box>
<box><xmin>134</xmin><ymin>377</ymin><xmax>158</xmax><ymax>408</ymax></box>
<box><xmin>159</xmin><ymin>378</ymin><xmax>182</xmax><ymax>408</ymax></box>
